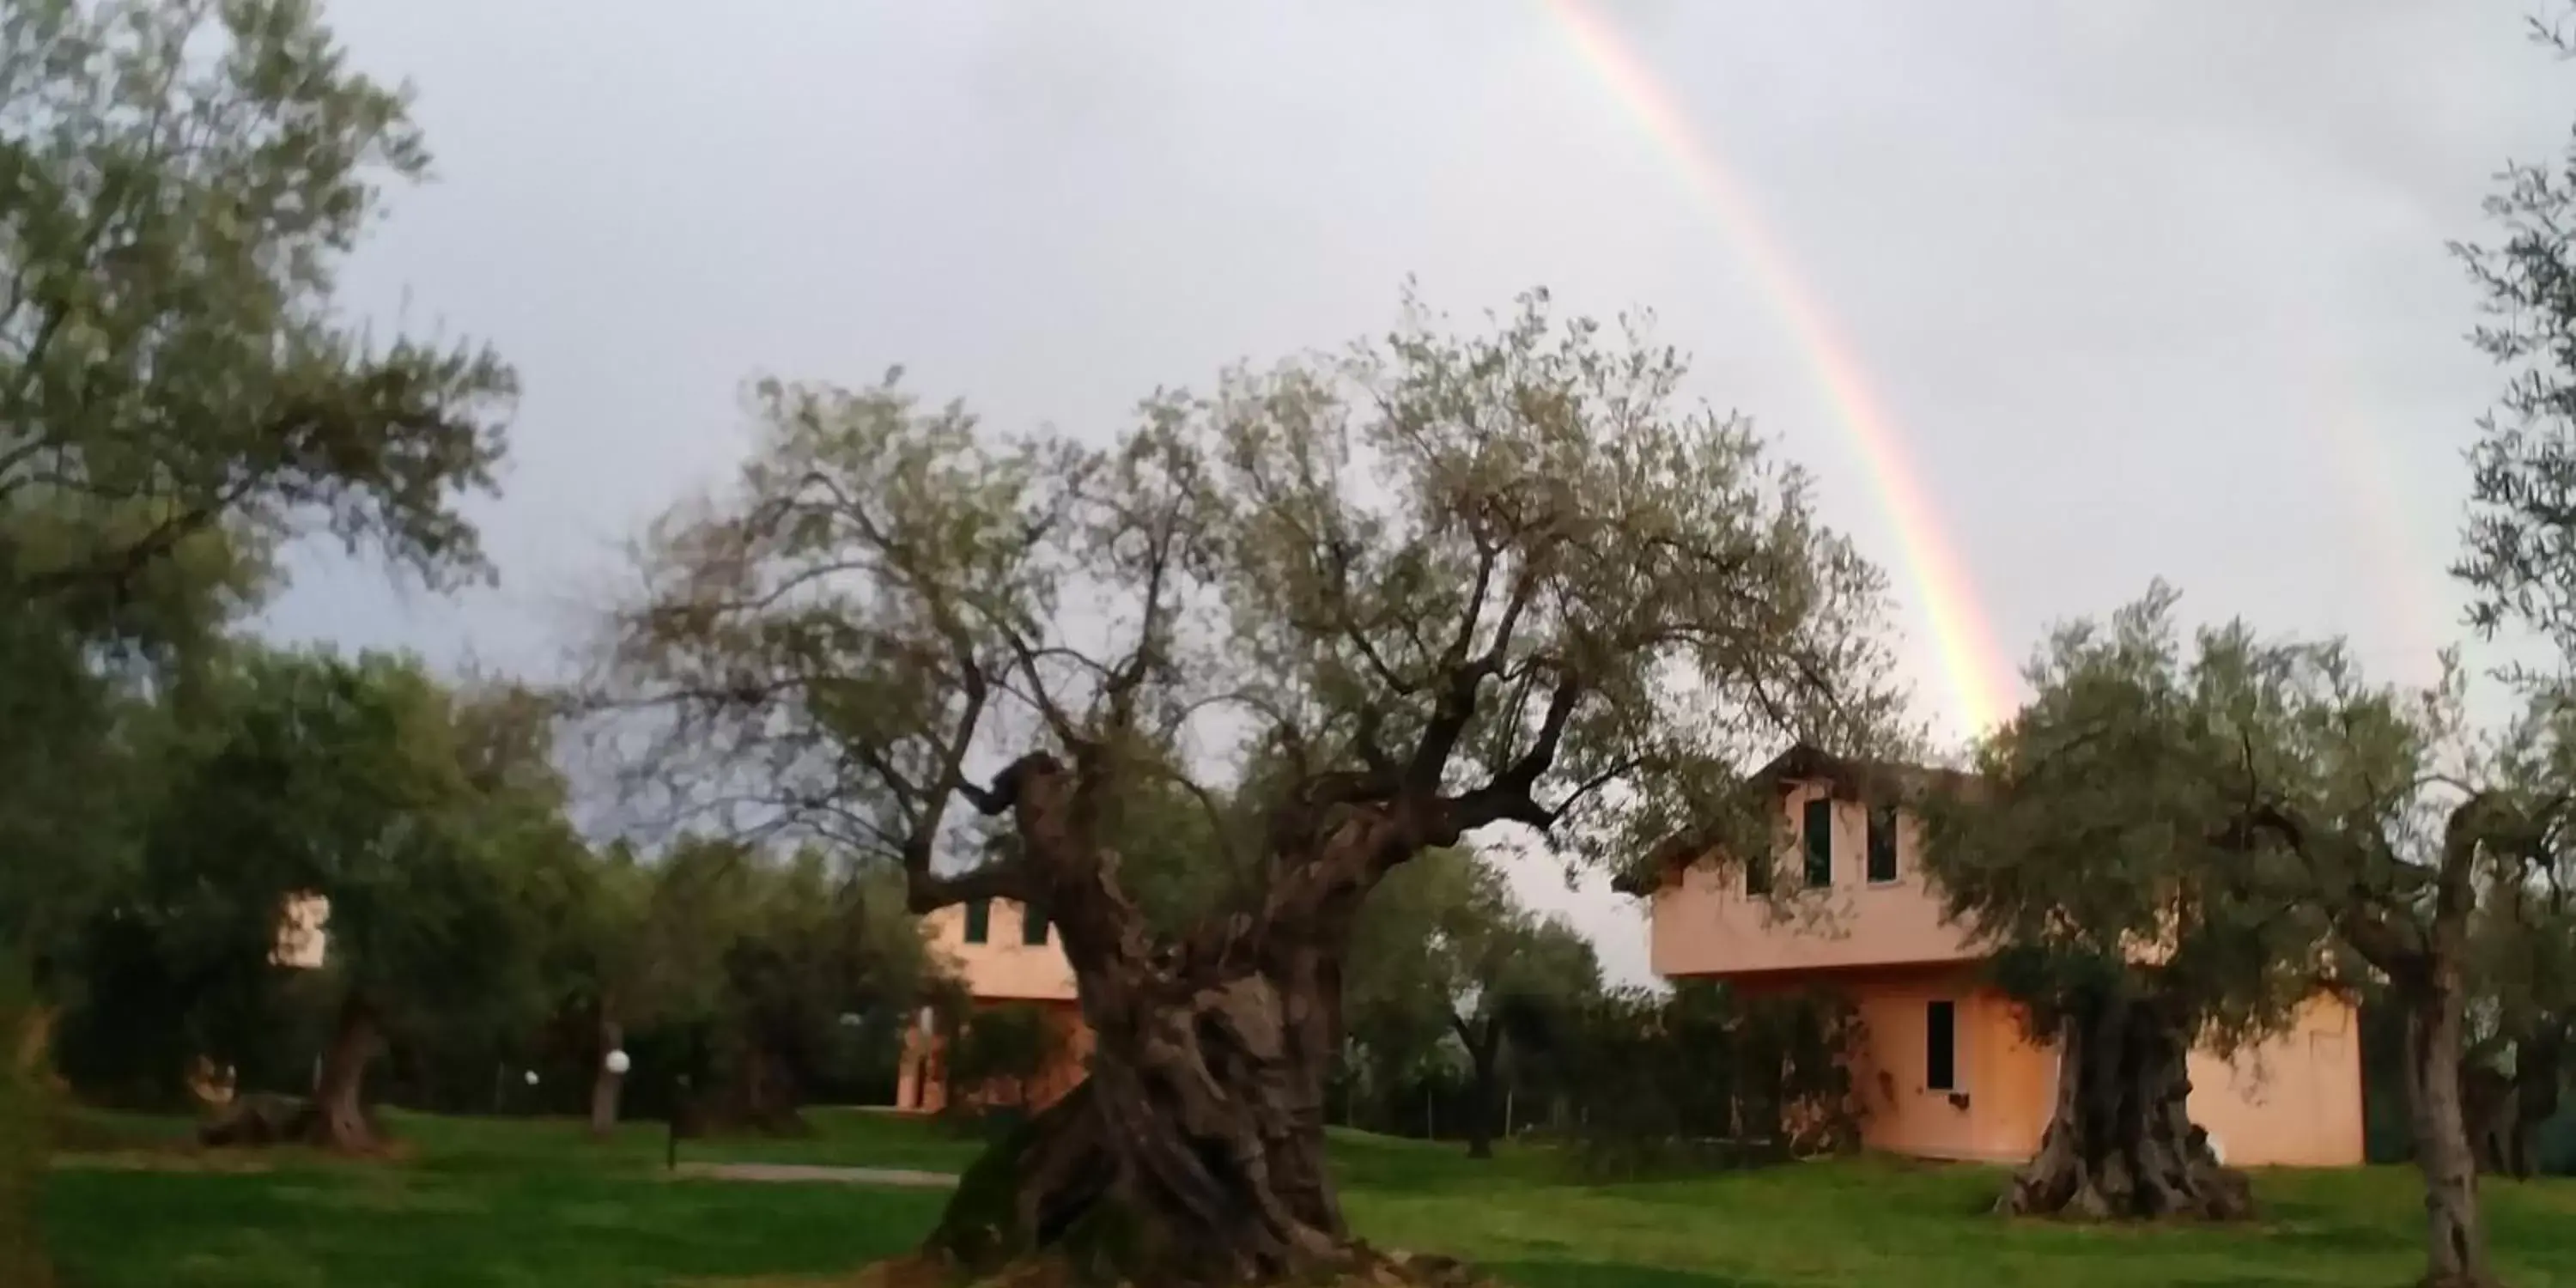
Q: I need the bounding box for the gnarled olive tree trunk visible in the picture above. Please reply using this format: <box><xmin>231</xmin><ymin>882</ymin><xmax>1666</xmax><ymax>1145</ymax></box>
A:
<box><xmin>694</xmin><ymin>1039</ymin><xmax>809</xmax><ymax>1137</ymax></box>
<box><xmin>2469</xmin><ymin>1024</ymin><xmax>2564</xmax><ymax>1182</ymax></box>
<box><xmin>914</xmin><ymin>769</ymin><xmax>1462</xmax><ymax>1286</ymax></box>
<box><xmin>1</xmin><ymin>960</ymin><xmax>54</xmax><ymax>1288</ymax></box>
<box><xmin>1456</xmin><ymin>1014</ymin><xmax>1504</xmax><ymax>1161</ymax></box>
<box><xmin>2402</xmin><ymin>971</ymin><xmax>2494</xmax><ymax>1288</ymax></box>
<box><xmin>307</xmin><ymin>993</ymin><xmax>382</xmax><ymax>1152</ymax></box>
<box><xmin>1997</xmin><ymin>995</ymin><xmax>2251</xmax><ymax>1221</ymax></box>
<box><xmin>2464</xmin><ymin>1060</ymin><xmax>2521</xmax><ymax>1180</ymax></box>
<box><xmin>928</xmin><ymin>966</ymin><xmax>1348</xmax><ymax>1282</ymax></box>
<box><xmin>10</xmin><ymin>1005</ymin><xmax>53</xmax><ymax>1084</ymax></box>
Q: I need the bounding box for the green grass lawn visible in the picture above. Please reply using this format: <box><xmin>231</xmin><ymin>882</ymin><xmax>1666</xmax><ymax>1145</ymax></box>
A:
<box><xmin>36</xmin><ymin>1107</ymin><xmax>2576</xmax><ymax>1287</ymax></box>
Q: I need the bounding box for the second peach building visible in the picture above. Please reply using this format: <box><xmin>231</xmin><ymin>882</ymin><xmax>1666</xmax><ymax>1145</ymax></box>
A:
<box><xmin>1620</xmin><ymin>744</ymin><xmax>2364</xmax><ymax>1167</ymax></box>
<box><xmin>895</xmin><ymin>896</ymin><xmax>1095</xmax><ymax>1116</ymax></box>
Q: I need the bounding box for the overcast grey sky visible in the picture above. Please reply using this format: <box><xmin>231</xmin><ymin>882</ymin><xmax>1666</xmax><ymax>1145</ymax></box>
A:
<box><xmin>258</xmin><ymin>0</ymin><xmax>2576</xmax><ymax>986</ymax></box>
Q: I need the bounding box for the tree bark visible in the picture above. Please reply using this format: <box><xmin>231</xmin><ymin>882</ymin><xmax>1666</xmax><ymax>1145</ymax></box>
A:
<box><xmin>692</xmin><ymin>1037</ymin><xmax>811</xmax><ymax>1137</ymax></box>
<box><xmin>306</xmin><ymin>994</ymin><xmax>381</xmax><ymax>1152</ymax></box>
<box><xmin>898</xmin><ymin>713</ymin><xmax>1560</xmax><ymax>1287</ymax></box>
<box><xmin>2</xmin><ymin>989</ymin><xmax>55</xmax><ymax>1288</ymax></box>
<box><xmin>911</xmin><ymin>771</ymin><xmax>1461</xmax><ymax>1285</ymax></box>
<box><xmin>1458</xmin><ymin>1015</ymin><xmax>1502</xmax><ymax>1161</ymax></box>
<box><xmin>2463</xmin><ymin>1059</ymin><xmax>2520</xmax><ymax>1180</ymax></box>
<box><xmin>746</xmin><ymin>1041</ymin><xmax>805</xmax><ymax>1133</ymax></box>
<box><xmin>2401</xmin><ymin>976</ymin><xmax>2496</xmax><ymax>1287</ymax></box>
<box><xmin>588</xmin><ymin>1016</ymin><xmax>624</xmax><ymax>1139</ymax></box>
<box><xmin>1996</xmin><ymin>996</ymin><xmax>2251</xmax><ymax>1221</ymax></box>
<box><xmin>2473</xmin><ymin>1024</ymin><xmax>2566</xmax><ymax>1182</ymax></box>
<box><xmin>919</xmin><ymin>970</ymin><xmax>1356</xmax><ymax>1285</ymax></box>
<box><xmin>9</xmin><ymin>1005</ymin><xmax>52</xmax><ymax>1083</ymax></box>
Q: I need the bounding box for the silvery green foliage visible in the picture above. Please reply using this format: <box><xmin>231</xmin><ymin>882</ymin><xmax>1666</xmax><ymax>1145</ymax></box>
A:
<box><xmin>606</xmin><ymin>287</ymin><xmax>1912</xmax><ymax>911</ymax></box>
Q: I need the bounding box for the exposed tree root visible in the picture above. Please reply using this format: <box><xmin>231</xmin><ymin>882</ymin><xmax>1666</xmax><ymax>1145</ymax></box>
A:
<box><xmin>858</xmin><ymin>1245</ymin><xmax>1496</xmax><ymax>1288</ymax></box>
<box><xmin>194</xmin><ymin>1091</ymin><xmax>392</xmax><ymax>1155</ymax></box>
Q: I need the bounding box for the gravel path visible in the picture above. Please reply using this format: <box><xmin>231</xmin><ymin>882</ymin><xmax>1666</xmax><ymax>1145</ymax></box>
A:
<box><xmin>669</xmin><ymin>1161</ymin><xmax>957</xmax><ymax>1188</ymax></box>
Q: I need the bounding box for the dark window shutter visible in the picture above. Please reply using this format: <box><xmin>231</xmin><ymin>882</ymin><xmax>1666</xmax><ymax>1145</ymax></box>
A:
<box><xmin>1927</xmin><ymin>999</ymin><xmax>1957</xmax><ymax>1091</ymax></box>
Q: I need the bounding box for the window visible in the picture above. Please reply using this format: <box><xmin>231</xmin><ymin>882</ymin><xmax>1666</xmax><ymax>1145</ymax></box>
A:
<box><xmin>963</xmin><ymin>900</ymin><xmax>991</xmax><ymax>944</ymax></box>
<box><xmin>1021</xmin><ymin>904</ymin><xmax>1050</xmax><ymax>945</ymax></box>
<box><xmin>1926</xmin><ymin>999</ymin><xmax>1957</xmax><ymax>1091</ymax></box>
<box><xmin>1867</xmin><ymin>805</ymin><xmax>1899</xmax><ymax>884</ymax></box>
<box><xmin>1802</xmin><ymin>798</ymin><xmax>1832</xmax><ymax>888</ymax></box>
<box><xmin>1744</xmin><ymin>852</ymin><xmax>1772</xmax><ymax>897</ymax></box>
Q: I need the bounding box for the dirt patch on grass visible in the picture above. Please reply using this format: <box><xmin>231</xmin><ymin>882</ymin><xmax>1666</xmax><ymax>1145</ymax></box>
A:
<box><xmin>677</xmin><ymin>1259</ymin><xmax>954</xmax><ymax>1288</ymax></box>
<box><xmin>688</xmin><ymin>1247</ymin><xmax>1503</xmax><ymax>1288</ymax></box>
<box><xmin>47</xmin><ymin>1150</ymin><xmax>275</xmax><ymax>1174</ymax></box>
<box><xmin>670</xmin><ymin>1162</ymin><xmax>957</xmax><ymax>1188</ymax></box>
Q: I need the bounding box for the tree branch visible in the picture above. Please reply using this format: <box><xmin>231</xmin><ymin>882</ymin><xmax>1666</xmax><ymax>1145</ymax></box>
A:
<box><xmin>901</xmin><ymin>754</ymin><xmax>1056</xmax><ymax>914</ymax></box>
<box><xmin>16</xmin><ymin>494</ymin><xmax>226</xmax><ymax>602</ymax></box>
<box><xmin>2223</xmin><ymin>799</ymin><xmax>2431</xmax><ymax>970</ymax></box>
<box><xmin>1406</xmin><ymin>564</ymin><xmax>1546</xmax><ymax>789</ymax></box>
<box><xmin>902</xmin><ymin>858</ymin><xmax>1033</xmax><ymax>916</ymax></box>
<box><xmin>998</xmin><ymin>625</ymin><xmax>1087</xmax><ymax>748</ymax></box>
<box><xmin>1443</xmin><ymin>667</ymin><xmax>1586</xmax><ymax>836</ymax></box>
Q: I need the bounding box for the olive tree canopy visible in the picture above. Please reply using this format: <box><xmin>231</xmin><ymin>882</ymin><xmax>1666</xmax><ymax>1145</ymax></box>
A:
<box><xmin>598</xmin><ymin>289</ymin><xmax>1906</xmax><ymax>1285</ymax></box>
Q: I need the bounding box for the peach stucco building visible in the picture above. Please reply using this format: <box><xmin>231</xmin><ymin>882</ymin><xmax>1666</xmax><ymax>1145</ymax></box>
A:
<box><xmin>895</xmin><ymin>897</ymin><xmax>1094</xmax><ymax>1115</ymax></box>
<box><xmin>1624</xmin><ymin>745</ymin><xmax>2365</xmax><ymax>1168</ymax></box>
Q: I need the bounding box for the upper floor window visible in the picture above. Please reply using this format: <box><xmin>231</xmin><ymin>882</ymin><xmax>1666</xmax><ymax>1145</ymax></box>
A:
<box><xmin>1867</xmin><ymin>805</ymin><xmax>1899</xmax><ymax>884</ymax></box>
<box><xmin>1021</xmin><ymin>904</ymin><xmax>1050</xmax><ymax>946</ymax></box>
<box><xmin>1801</xmin><ymin>798</ymin><xmax>1832</xmax><ymax>888</ymax></box>
<box><xmin>963</xmin><ymin>899</ymin><xmax>991</xmax><ymax>944</ymax></box>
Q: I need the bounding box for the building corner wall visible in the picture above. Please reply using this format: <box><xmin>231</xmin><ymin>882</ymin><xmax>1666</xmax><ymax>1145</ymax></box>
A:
<box><xmin>2184</xmin><ymin>993</ymin><xmax>2365</xmax><ymax>1168</ymax></box>
<box><xmin>1728</xmin><ymin>965</ymin><xmax>2366</xmax><ymax>1170</ymax></box>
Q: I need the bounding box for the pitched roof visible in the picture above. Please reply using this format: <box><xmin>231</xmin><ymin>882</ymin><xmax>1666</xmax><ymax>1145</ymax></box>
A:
<box><xmin>1608</xmin><ymin>742</ymin><xmax>1979</xmax><ymax>896</ymax></box>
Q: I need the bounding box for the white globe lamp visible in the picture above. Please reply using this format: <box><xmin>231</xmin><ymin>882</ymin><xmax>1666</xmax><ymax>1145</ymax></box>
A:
<box><xmin>605</xmin><ymin>1049</ymin><xmax>631</xmax><ymax>1076</ymax></box>
<box><xmin>524</xmin><ymin>1069</ymin><xmax>540</xmax><ymax>1087</ymax></box>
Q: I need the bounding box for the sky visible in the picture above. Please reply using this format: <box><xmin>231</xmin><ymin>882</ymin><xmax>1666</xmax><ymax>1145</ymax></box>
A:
<box><xmin>261</xmin><ymin>0</ymin><xmax>2576</xmax><ymax>987</ymax></box>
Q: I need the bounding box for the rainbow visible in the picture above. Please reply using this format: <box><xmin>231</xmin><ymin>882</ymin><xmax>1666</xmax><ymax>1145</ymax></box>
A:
<box><xmin>1540</xmin><ymin>0</ymin><xmax>2020</xmax><ymax>736</ymax></box>
<box><xmin>2293</xmin><ymin>328</ymin><xmax>2455</xmax><ymax>682</ymax></box>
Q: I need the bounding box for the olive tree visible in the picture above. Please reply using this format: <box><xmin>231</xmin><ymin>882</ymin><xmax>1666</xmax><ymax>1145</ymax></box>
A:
<box><xmin>2203</xmin><ymin>645</ymin><xmax>2573</xmax><ymax>1288</ymax></box>
<box><xmin>0</xmin><ymin>0</ymin><xmax>514</xmax><ymax>608</ymax></box>
<box><xmin>0</xmin><ymin>0</ymin><xmax>515</xmax><ymax>1066</ymax></box>
<box><xmin>0</xmin><ymin>2</ymin><xmax>509</xmax><ymax>1264</ymax></box>
<box><xmin>153</xmin><ymin>647</ymin><xmax>568</xmax><ymax>1152</ymax></box>
<box><xmin>2458</xmin><ymin>697</ymin><xmax>2576</xmax><ymax>1182</ymax></box>
<box><xmin>2447</xmin><ymin>1</ymin><xmax>2576</xmax><ymax>1194</ymax></box>
<box><xmin>1913</xmin><ymin>585</ymin><xmax>2321</xmax><ymax>1221</ymax></box>
<box><xmin>598</xmin><ymin>290</ymin><xmax>1902</xmax><ymax>1284</ymax></box>
<box><xmin>1927</xmin><ymin>580</ymin><xmax>2576</xmax><ymax>1285</ymax></box>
